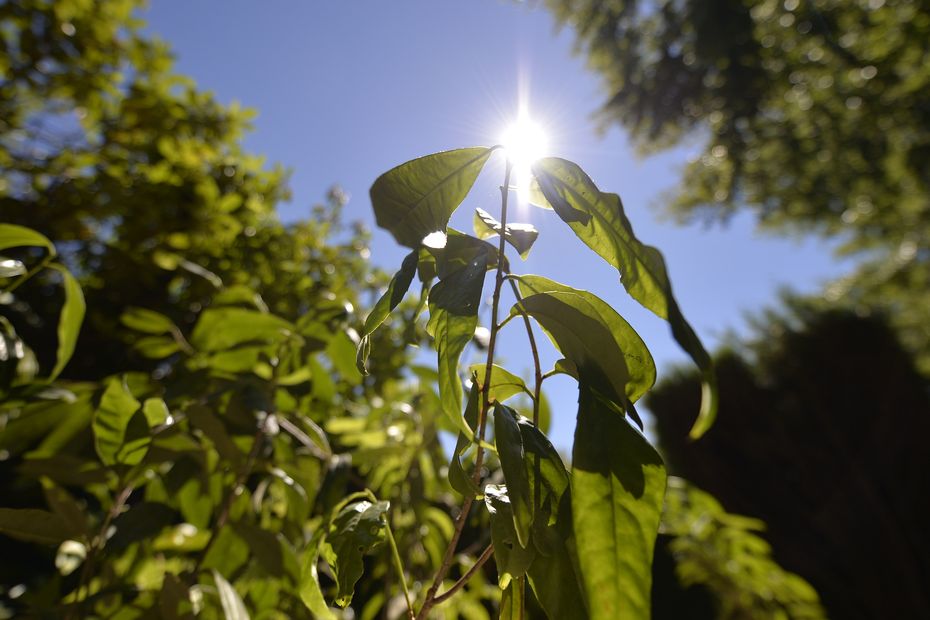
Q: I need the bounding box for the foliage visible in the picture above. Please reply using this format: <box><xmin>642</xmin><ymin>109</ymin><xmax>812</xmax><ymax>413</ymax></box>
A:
<box><xmin>544</xmin><ymin>0</ymin><xmax>930</xmax><ymax>370</ymax></box>
<box><xmin>647</xmin><ymin>300</ymin><xmax>930</xmax><ymax>619</ymax></box>
<box><xmin>660</xmin><ymin>477</ymin><xmax>825</xmax><ymax>620</ymax></box>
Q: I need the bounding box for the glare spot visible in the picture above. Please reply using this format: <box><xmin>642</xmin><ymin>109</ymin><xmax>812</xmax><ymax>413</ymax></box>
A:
<box><xmin>422</xmin><ymin>230</ymin><xmax>447</xmax><ymax>249</ymax></box>
<box><xmin>60</xmin><ymin>22</ymin><xmax>76</xmax><ymax>36</ymax></box>
<box><xmin>501</xmin><ymin>115</ymin><xmax>549</xmax><ymax>201</ymax></box>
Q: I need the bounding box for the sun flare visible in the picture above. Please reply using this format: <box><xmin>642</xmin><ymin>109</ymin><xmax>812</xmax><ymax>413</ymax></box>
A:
<box><xmin>500</xmin><ymin>114</ymin><xmax>549</xmax><ymax>202</ymax></box>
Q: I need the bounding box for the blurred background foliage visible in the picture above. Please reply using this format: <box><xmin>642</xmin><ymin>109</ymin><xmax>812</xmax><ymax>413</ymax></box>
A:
<box><xmin>1</xmin><ymin>0</ymin><xmax>924</xmax><ymax>617</ymax></box>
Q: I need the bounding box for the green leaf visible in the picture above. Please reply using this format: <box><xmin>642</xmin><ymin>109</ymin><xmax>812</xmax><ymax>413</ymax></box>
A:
<box><xmin>469</xmin><ymin>363</ymin><xmax>530</xmax><ymax>403</ymax></box>
<box><xmin>514</xmin><ymin>275</ymin><xmax>655</xmax><ymax>423</ymax></box>
<box><xmin>0</xmin><ymin>257</ymin><xmax>26</xmax><ymax>278</ymax></box>
<box><xmin>356</xmin><ymin>250</ymin><xmax>418</xmax><ymax>374</ymax></box>
<box><xmin>300</xmin><ymin>529</ymin><xmax>337</xmax><ymax>620</ymax></box>
<box><xmin>93</xmin><ymin>376</ymin><xmax>148</xmax><ymax>466</ymax></box>
<box><xmin>531</xmin><ymin>158</ymin><xmax>716</xmax><ymax>437</ymax></box>
<box><xmin>191</xmin><ymin>307</ymin><xmax>295</xmax><ymax>352</ymax></box>
<box><xmin>448</xmin><ymin>380</ymin><xmax>481</xmax><ymax>497</ymax></box>
<box><xmin>213</xmin><ymin>570</ymin><xmax>250</xmax><ymax>620</ymax></box>
<box><xmin>325</xmin><ymin>499</ymin><xmax>390</xmax><ymax>608</ymax></box>
<box><xmin>0</xmin><ymin>224</ymin><xmax>56</xmax><ymax>256</ymax></box>
<box><xmin>473</xmin><ymin>207</ymin><xmax>539</xmax><ymax>259</ymax></box>
<box><xmin>484</xmin><ymin>484</ymin><xmax>535</xmax><ymax>589</ymax></box>
<box><xmin>142</xmin><ymin>398</ymin><xmax>171</xmax><ymax>427</ymax></box>
<box><xmin>48</xmin><ymin>264</ymin><xmax>85</xmax><ymax>381</ymax></box>
<box><xmin>427</xmin><ymin>247</ymin><xmax>488</xmax><ymax>435</ymax></box>
<box><xmin>571</xmin><ymin>384</ymin><xmax>666</xmax><ymax>620</ymax></box>
<box><xmin>370</xmin><ymin>147</ymin><xmax>495</xmax><ymax>248</ymax></box>
<box><xmin>121</xmin><ymin>307</ymin><xmax>177</xmax><ymax>335</ymax></box>
<box><xmin>0</xmin><ymin>508</ymin><xmax>80</xmax><ymax>545</ymax></box>
<box><xmin>134</xmin><ymin>335</ymin><xmax>181</xmax><ymax>359</ymax></box>
<box><xmin>494</xmin><ymin>404</ymin><xmax>532</xmax><ymax>548</ymax></box>
<box><xmin>500</xmin><ymin>579</ymin><xmax>525</xmax><ymax>620</ymax></box>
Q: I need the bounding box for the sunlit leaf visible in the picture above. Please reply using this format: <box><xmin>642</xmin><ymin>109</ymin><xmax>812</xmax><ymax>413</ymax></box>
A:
<box><xmin>300</xmin><ymin>528</ymin><xmax>337</xmax><ymax>620</ymax></box>
<box><xmin>469</xmin><ymin>363</ymin><xmax>530</xmax><ymax>403</ymax></box>
<box><xmin>121</xmin><ymin>307</ymin><xmax>177</xmax><ymax>335</ymax></box>
<box><xmin>0</xmin><ymin>258</ymin><xmax>26</xmax><ymax>278</ymax></box>
<box><xmin>191</xmin><ymin>307</ymin><xmax>295</xmax><ymax>352</ymax></box>
<box><xmin>93</xmin><ymin>376</ymin><xmax>148</xmax><ymax>466</ymax></box>
<box><xmin>0</xmin><ymin>224</ymin><xmax>56</xmax><ymax>256</ymax></box>
<box><xmin>500</xmin><ymin>579</ymin><xmax>525</xmax><ymax>620</ymax></box>
<box><xmin>532</xmin><ymin>158</ymin><xmax>716</xmax><ymax>436</ymax></box>
<box><xmin>48</xmin><ymin>264</ymin><xmax>85</xmax><ymax>381</ymax></box>
<box><xmin>473</xmin><ymin>207</ymin><xmax>539</xmax><ymax>259</ymax></box>
<box><xmin>571</xmin><ymin>384</ymin><xmax>666</xmax><ymax>620</ymax></box>
<box><xmin>356</xmin><ymin>250</ymin><xmax>418</xmax><ymax>374</ymax></box>
<box><xmin>324</xmin><ymin>499</ymin><xmax>389</xmax><ymax>608</ymax></box>
<box><xmin>371</xmin><ymin>147</ymin><xmax>494</xmax><ymax>248</ymax></box>
<box><xmin>213</xmin><ymin>569</ymin><xmax>250</xmax><ymax>620</ymax></box>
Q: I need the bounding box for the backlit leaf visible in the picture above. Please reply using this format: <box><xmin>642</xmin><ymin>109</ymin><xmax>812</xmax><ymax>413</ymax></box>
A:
<box><xmin>48</xmin><ymin>265</ymin><xmax>85</xmax><ymax>381</ymax></box>
<box><xmin>473</xmin><ymin>207</ymin><xmax>539</xmax><ymax>259</ymax></box>
<box><xmin>371</xmin><ymin>147</ymin><xmax>494</xmax><ymax>248</ymax></box>
<box><xmin>448</xmin><ymin>380</ymin><xmax>481</xmax><ymax>497</ymax></box>
<box><xmin>514</xmin><ymin>276</ymin><xmax>655</xmax><ymax>423</ymax></box>
<box><xmin>356</xmin><ymin>250</ymin><xmax>418</xmax><ymax>374</ymax></box>
<box><xmin>571</xmin><ymin>384</ymin><xmax>666</xmax><ymax>620</ymax></box>
<box><xmin>469</xmin><ymin>363</ymin><xmax>530</xmax><ymax>403</ymax></box>
<box><xmin>494</xmin><ymin>404</ymin><xmax>532</xmax><ymax>547</ymax></box>
<box><xmin>191</xmin><ymin>307</ymin><xmax>295</xmax><ymax>352</ymax></box>
<box><xmin>484</xmin><ymin>484</ymin><xmax>535</xmax><ymax>588</ymax></box>
<box><xmin>532</xmin><ymin>158</ymin><xmax>716</xmax><ymax>436</ymax></box>
<box><xmin>121</xmin><ymin>307</ymin><xmax>177</xmax><ymax>335</ymax></box>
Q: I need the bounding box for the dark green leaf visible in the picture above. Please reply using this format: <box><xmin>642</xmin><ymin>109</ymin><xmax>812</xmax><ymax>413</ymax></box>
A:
<box><xmin>48</xmin><ymin>264</ymin><xmax>85</xmax><ymax>381</ymax></box>
<box><xmin>0</xmin><ymin>224</ymin><xmax>56</xmax><ymax>256</ymax></box>
<box><xmin>325</xmin><ymin>499</ymin><xmax>389</xmax><ymax>608</ymax></box>
<box><xmin>356</xmin><ymin>250</ymin><xmax>418</xmax><ymax>374</ymax></box>
<box><xmin>514</xmin><ymin>276</ymin><xmax>655</xmax><ymax>423</ymax></box>
<box><xmin>0</xmin><ymin>508</ymin><xmax>81</xmax><ymax>545</ymax></box>
<box><xmin>121</xmin><ymin>307</ymin><xmax>177</xmax><ymax>335</ymax></box>
<box><xmin>213</xmin><ymin>569</ymin><xmax>250</xmax><ymax>620</ymax></box>
<box><xmin>531</xmin><ymin>158</ymin><xmax>716</xmax><ymax>436</ymax></box>
<box><xmin>469</xmin><ymin>363</ymin><xmax>530</xmax><ymax>403</ymax></box>
<box><xmin>571</xmin><ymin>384</ymin><xmax>666</xmax><ymax>620</ymax></box>
<box><xmin>370</xmin><ymin>147</ymin><xmax>494</xmax><ymax>248</ymax></box>
<box><xmin>473</xmin><ymin>207</ymin><xmax>539</xmax><ymax>259</ymax></box>
<box><xmin>41</xmin><ymin>481</ymin><xmax>89</xmax><ymax>538</ymax></box>
<box><xmin>494</xmin><ymin>404</ymin><xmax>532</xmax><ymax>547</ymax></box>
<box><xmin>92</xmin><ymin>376</ymin><xmax>149</xmax><ymax>466</ymax></box>
<box><xmin>109</xmin><ymin>502</ymin><xmax>177</xmax><ymax>552</ymax></box>
<box><xmin>484</xmin><ymin>484</ymin><xmax>535</xmax><ymax>588</ymax></box>
<box><xmin>427</xmin><ymin>247</ymin><xmax>488</xmax><ymax>435</ymax></box>
<box><xmin>448</xmin><ymin>380</ymin><xmax>481</xmax><ymax>497</ymax></box>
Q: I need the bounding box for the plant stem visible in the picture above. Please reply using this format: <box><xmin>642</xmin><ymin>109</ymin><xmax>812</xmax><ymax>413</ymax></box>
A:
<box><xmin>383</xmin><ymin>509</ymin><xmax>416</xmax><ymax>620</ymax></box>
<box><xmin>67</xmin><ymin>482</ymin><xmax>133</xmax><ymax>620</ymax></box>
<box><xmin>416</xmin><ymin>162</ymin><xmax>513</xmax><ymax>619</ymax></box>
<box><xmin>432</xmin><ymin>544</ymin><xmax>494</xmax><ymax>605</ymax></box>
<box><xmin>507</xmin><ymin>278</ymin><xmax>543</xmax><ymax>426</ymax></box>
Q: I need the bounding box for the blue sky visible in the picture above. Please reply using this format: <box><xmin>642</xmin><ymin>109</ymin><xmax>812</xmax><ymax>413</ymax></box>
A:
<box><xmin>145</xmin><ymin>1</ymin><xmax>852</xmax><ymax>449</ymax></box>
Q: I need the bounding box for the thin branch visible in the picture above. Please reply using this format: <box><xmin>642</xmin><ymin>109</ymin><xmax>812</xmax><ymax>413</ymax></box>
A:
<box><xmin>507</xmin><ymin>278</ymin><xmax>543</xmax><ymax>426</ymax></box>
<box><xmin>432</xmin><ymin>544</ymin><xmax>495</xmax><ymax>606</ymax></box>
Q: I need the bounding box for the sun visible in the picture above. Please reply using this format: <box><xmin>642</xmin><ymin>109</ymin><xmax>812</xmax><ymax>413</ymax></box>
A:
<box><xmin>500</xmin><ymin>114</ymin><xmax>549</xmax><ymax>201</ymax></box>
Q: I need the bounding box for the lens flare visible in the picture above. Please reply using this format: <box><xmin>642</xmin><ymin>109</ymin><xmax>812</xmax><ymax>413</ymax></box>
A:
<box><xmin>500</xmin><ymin>115</ymin><xmax>548</xmax><ymax>202</ymax></box>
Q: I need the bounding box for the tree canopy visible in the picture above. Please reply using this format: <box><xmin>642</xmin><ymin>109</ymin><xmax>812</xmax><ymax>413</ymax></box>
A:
<box><xmin>546</xmin><ymin>0</ymin><xmax>930</xmax><ymax>369</ymax></box>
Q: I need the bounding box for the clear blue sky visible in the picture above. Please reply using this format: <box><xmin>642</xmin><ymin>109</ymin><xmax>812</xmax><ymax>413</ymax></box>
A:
<box><xmin>144</xmin><ymin>1</ymin><xmax>851</xmax><ymax>449</ymax></box>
